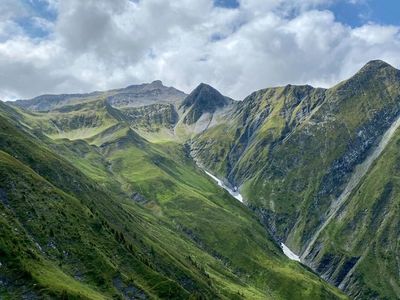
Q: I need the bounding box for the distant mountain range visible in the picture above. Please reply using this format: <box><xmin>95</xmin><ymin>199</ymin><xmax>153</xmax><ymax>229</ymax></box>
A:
<box><xmin>12</xmin><ymin>80</ymin><xmax>187</xmax><ymax>111</ymax></box>
<box><xmin>1</xmin><ymin>60</ymin><xmax>400</xmax><ymax>299</ymax></box>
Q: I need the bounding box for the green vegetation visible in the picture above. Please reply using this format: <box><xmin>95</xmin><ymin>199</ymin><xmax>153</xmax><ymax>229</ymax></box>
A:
<box><xmin>5</xmin><ymin>60</ymin><xmax>399</xmax><ymax>299</ymax></box>
<box><xmin>0</xmin><ymin>97</ymin><xmax>345</xmax><ymax>299</ymax></box>
<box><xmin>308</xmin><ymin>126</ymin><xmax>400</xmax><ymax>299</ymax></box>
<box><xmin>192</xmin><ymin>60</ymin><xmax>400</xmax><ymax>298</ymax></box>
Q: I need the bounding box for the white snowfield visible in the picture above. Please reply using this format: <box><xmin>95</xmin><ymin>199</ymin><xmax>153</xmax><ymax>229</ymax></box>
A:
<box><xmin>203</xmin><ymin>169</ymin><xmax>300</xmax><ymax>262</ymax></box>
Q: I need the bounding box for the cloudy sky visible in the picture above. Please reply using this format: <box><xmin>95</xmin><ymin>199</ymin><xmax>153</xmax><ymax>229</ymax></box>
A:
<box><xmin>1</xmin><ymin>0</ymin><xmax>399</xmax><ymax>100</ymax></box>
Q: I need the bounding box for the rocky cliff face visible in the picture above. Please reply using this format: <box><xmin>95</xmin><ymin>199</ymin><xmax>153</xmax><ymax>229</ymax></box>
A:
<box><xmin>121</xmin><ymin>103</ymin><xmax>179</xmax><ymax>130</ymax></box>
<box><xmin>180</xmin><ymin>83</ymin><xmax>234</xmax><ymax>125</ymax></box>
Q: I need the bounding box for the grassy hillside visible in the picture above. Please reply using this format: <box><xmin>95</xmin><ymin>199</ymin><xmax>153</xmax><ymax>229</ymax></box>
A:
<box><xmin>4</xmin><ymin>60</ymin><xmax>398</xmax><ymax>299</ymax></box>
<box><xmin>305</xmin><ymin>126</ymin><xmax>400</xmax><ymax>299</ymax></box>
<box><xmin>0</xmin><ymin>101</ymin><xmax>345</xmax><ymax>299</ymax></box>
<box><xmin>192</xmin><ymin>60</ymin><xmax>400</xmax><ymax>298</ymax></box>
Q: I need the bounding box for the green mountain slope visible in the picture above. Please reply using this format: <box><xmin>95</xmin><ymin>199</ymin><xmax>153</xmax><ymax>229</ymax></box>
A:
<box><xmin>304</xmin><ymin>125</ymin><xmax>400</xmax><ymax>299</ymax></box>
<box><xmin>6</xmin><ymin>59</ymin><xmax>399</xmax><ymax>299</ymax></box>
<box><xmin>0</xmin><ymin>101</ymin><xmax>345</xmax><ymax>299</ymax></box>
<box><xmin>191</xmin><ymin>60</ymin><xmax>400</xmax><ymax>298</ymax></box>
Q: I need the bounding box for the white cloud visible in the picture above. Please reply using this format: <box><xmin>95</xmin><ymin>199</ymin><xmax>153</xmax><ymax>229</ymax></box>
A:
<box><xmin>0</xmin><ymin>0</ymin><xmax>399</xmax><ymax>100</ymax></box>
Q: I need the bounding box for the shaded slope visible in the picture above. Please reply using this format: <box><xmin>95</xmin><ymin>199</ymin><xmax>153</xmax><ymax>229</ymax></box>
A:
<box><xmin>191</xmin><ymin>84</ymin><xmax>326</xmax><ymax>182</ymax></box>
<box><xmin>180</xmin><ymin>83</ymin><xmax>233</xmax><ymax>125</ymax></box>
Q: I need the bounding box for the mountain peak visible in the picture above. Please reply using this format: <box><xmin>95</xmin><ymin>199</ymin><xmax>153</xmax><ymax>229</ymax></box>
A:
<box><xmin>364</xmin><ymin>59</ymin><xmax>392</xmax><ymax>68</ymax></box>
<box><xmin>359</xmin><ymin>59</ymin><xmax>396</xmax><ymax>73</ymax></box>
<box><xmin>180</xmin><ymin>83</ymin><xmax>232</xmax><ymax>124</ymax></box>
<box><xmin>353</xmin><ymin>59</ymin><xmax>399</xmax><ymax>80</ymax></box>
<box><xmin>197</xmin><ymin>82</ymin><xmax>212</xmax><ymax>89</ymax></box>
<box><xmin>333</xmin><ymin>59</ymin><xmax>399</xmax><ymax>92</ymax></box>
<box><xmin>149</xmin><ymin>80</ymin><xmax>163</xmax><ymax>87</ymax></box>
<box><xmin>181</xmin><ymin>83</ymin><xmax>230</xmax><ymax>109</ymax></box>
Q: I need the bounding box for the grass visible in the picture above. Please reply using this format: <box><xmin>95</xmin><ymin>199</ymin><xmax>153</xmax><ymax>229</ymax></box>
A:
<box><xmin>0</xmin><ymin>100</ymin><xmax>346</xmax><ymax>299</ymax></box>
<box><xmin>190</xmin><ymin>62</ymin><xmax>400</xmax><ymax>298</ymax></box>
<box><xmin>309</xmin><ymin>128</ymin><xmax>400</xmax><ymax>299</ymax></box>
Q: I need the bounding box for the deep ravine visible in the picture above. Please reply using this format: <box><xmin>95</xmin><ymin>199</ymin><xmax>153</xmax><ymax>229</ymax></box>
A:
<box><xmin>203</xmin><ymin>169</ymin><xmax>301</xmax><ymax>262</ymax></box>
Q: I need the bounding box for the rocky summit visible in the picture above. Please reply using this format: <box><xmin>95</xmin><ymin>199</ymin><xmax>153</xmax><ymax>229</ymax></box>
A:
<box><xmin>1</xmin><ymin>60</ymin><xmax>400</xmax><ymax>299</ymax></box>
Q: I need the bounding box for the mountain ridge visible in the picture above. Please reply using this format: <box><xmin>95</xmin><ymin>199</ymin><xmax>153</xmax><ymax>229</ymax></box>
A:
<box><xmin>191</xmin><ymin>59</ymin><xmax>400</xmax><ymax>298</ymax></box>
<box><xmin>2</xmin><ymin>59</ymin><xmax>400</xmax><ymax>299</ymax></box>
<box><xmin>9</xmin><ymin>80</ymin><xmax>187</xmax><ymax>111</ymax></box>
<box><xmin>0</xmin><ymin>89</ymin><xmax>346</xmax><ymax>299</ymax></box>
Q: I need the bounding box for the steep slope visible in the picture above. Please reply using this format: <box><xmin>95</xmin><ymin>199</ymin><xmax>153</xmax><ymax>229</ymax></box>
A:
<box><xmin>303</xmin><ymin>125</ymin><xmax>400</xmax><ymax>299</ymax></box>
<box><xmin>191</xmin><ymin>84</ymin><xmax>326</xmax><ymax>182</ymax></box>
<box><xmin>0</xmin><ymin>102</ymin><xmax>345</xmax><ymax>298</ymax></box>
<box><xmin>192</xmin><ymin>60</ymin><xmax>400</xmax><ymax>297</ymax></box>
<box><xmin>0</xmin><ymin>102</ymin><xmax>214</xmax><ymax>298</ymax></box>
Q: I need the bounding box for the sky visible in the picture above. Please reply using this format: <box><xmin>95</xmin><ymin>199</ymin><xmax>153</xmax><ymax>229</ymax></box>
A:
<box><xmin>0</xmin><ymin>0</ymin><xmax>399</xmax><ymax>100</ymax></box>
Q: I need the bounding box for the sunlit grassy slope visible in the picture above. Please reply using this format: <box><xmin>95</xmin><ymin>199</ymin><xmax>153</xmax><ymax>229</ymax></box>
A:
<box><xmin>0</xmin><ymin>100</ymin><xmax>345</xmax><ymax>299</ymax></box>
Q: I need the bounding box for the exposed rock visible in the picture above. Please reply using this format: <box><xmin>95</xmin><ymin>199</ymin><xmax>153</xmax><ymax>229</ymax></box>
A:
<box><xmin>180</xmin><ymin>83</ymin><xmax>233</xmax><ymax>124</ymax></box>
<box><xmin>130</xmin><ymin>192</ymin><xmax>147</xmax><ymax>204</ymax></box>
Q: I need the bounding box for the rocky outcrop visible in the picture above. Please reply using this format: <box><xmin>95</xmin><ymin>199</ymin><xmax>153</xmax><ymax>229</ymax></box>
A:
<box><xmin>107</xmin><ymin>80</ymin><xmax>187</xmax><ymax>108</ymax></box>
<box><xmin>121</xmin><ymin>103</ymin><xmax>179</xmax><ymax>129</ymax></box>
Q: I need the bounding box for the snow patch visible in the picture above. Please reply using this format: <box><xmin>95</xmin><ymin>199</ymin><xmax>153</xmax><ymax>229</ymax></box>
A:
<box><xmin>204</xmin><ymin>170</ymin><xmax>243</xmax><ymax>202</ymax></box>
<box><xmin>281</xmin><ymin>243</ymin><xmax>301</xmax><ymax>262</ymax></box>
